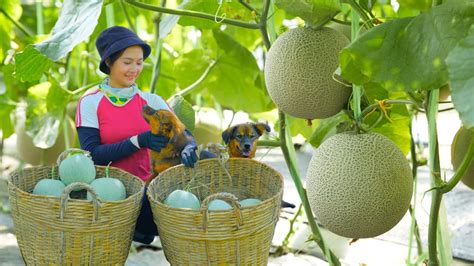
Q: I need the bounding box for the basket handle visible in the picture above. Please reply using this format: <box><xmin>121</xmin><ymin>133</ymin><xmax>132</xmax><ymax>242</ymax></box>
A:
<box><xmin>200</xmin><ymin>192</ymin><xmax>243</xmax><ymax>231</ymax></box>
<box><xmin>59</xmin><ymin>182</ymin><xmax>102</xmax><ymax>222</ymax></box>
<box><xmin>56</xmin><ymin>148</ymin><xmax>91</xmax><ymax>167</ymax></box>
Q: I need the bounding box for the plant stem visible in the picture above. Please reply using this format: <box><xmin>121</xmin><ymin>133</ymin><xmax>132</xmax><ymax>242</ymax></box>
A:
<box><xmin>343</xmin><ymin>0</ymin><xmax>374</xmax><ymax>28</ymax></box>
<box><xmin>150</xmin><ymin>0</ymin><xmax>167</xmax><ymax>94</ymax></box>
<box><xmin>257</xmin><ymin>140</ymin><xmax>281</xmax><ymax>147</ymax></box>
<box><xmin>238</xmin><ymin>0</ymin><xmax>260</xmax><ymax>17</ymax></box>
<box><xmin>124</xmin><ymin>0</ymin><xmax>260</xmax><ymax>29</ymax></box>
<box><xmin>0</xmin><ymin>9</ymin><xmax>33</xmax><ymax>36</ymax></box>
<box><xmin>440</xmin><ymin>130</ymin><xmax>474</xmax><ymax>193</ymax></box>
<box><xmin>279</xmin><ymin>111</ymin><xmax>340</xmax><ymax>266</ymax></box>
<box><xmin>407</xmin><ymin>121</ymin><xmax>423</xmax><ymax>261</ymax></box>
<box><xmin>35</xmin><ymin>0</ymin><xmax>44</xmax><ymax>35</ymax></box>
<box><xmin>259</xmin><ymin>0</ymin><xmax>272</xmax><ymax>49</ymax></box>
<box><xmin>361</xmin><ymin>100</ymin><xmax>414</xmax><ymax>117</ymax></box>
<box><xmin>120</xmin><ymin>0</ymin><xmax>136</xmax><ymax>30</ymax></box>
<box><xmin>258</xmin><ymin>1</ymin><xmax>339</xmax><ymax>263</ymax></box>
<box><xmin>282</xmin><ymin>204</ymin><xmax>303</xmax><ymax>247</ymax></box>
<box><xmin>426</xmin><ymin>89</ymin><xmax>442</xmax><ymax>266</ymax></box>
<box><xmin>174</xmin><ymin>60</ymin><xmax>217</xmax><ymax>97</ymax></box>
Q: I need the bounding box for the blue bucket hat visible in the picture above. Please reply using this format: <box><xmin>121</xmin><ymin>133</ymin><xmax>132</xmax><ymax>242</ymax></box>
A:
<box><xmin>96</xmin><ymin>26</ymin><xmax>151</xmax><ymax>74</ymax></box>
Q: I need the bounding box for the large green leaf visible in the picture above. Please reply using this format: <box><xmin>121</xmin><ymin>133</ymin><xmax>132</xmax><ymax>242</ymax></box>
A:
<box><xmin>340</xmin><ymin>2</ymin><xmax>474</xmax><ymax>92</ymax></box>
<box><xmin>204</xmin><ymin>29</ymin><xmax>273</xmax><ymax>113</ymax></box>
<box><xmin>446</xmin><ymin>25</ymin><xmax>474</xmax><ymax>129</ymax></box>
<box><xmin>25</xmin><ymin>80</ymin><xmax>69</xmax><ymax>149</ymax></box>
<box><xmin>14</xmin><ymin>45</ymin><xmax>53</xmax><ymax>82</ymax></box>
<box><xmin>274</xmin><ymin>0</ymin><xmax>341</xmax><ymax>26</ymax></box>
<box><xmin>308</xmin><ymin>112</ymin><xmax>349</xmax><ymax>147</ymax></box>
<box><xmin>0</xmin><ymin>23</ymin><xmax>10</xmax><ymax>63</ymax></box>
<box><xmin>0</xmin><ymin>0</ymin><xmax>22</xmax><ymax>20</ymax></box>
<box><xmin>33</xmin><ymin>0</ymin><xmax>103</xmax><ymax>61</ymax></box>
<box><xmin>0</xmin><ymin>103</ymin><xmax>15</xmax><ymax>139</ymax></box>
<box><xmin>169</xmin><ymin>95</ymin><xmax>195</xmax><ymax>132</ymax></box>
<box><xmin>397</xmin><ymin>0</ymin><xmax>431</xmax><ymax>12</ymax></box>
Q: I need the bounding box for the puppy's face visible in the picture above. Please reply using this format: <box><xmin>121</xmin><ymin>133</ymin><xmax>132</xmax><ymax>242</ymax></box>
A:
<box><xmin>142</xmin><ymin>105</ymin><xmax>181</xmax><ymax>142</ymax></box>
<box><xmin>222</xmin><ymin>123</ymin><xmax>270</xmax><ymax>158</ymax></box>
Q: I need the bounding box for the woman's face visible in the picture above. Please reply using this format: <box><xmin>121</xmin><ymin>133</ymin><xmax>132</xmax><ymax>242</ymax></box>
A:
<box><xmin>108</xmin><ymin>45</ymin><xmax>144</xmax><ymax>88</ymax></box>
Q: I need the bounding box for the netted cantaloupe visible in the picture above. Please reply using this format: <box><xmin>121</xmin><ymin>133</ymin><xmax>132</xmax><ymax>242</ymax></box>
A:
<box><xmin>306</xmin><ymin>132</ymin><xmax>413</xmax><ymax>238</ymax></box>
<box><xmin>451</xmin><ymin>126</ymin><xmax>474</xmax><ymax>189</ymax></box>
<box><xmin>264</xmin><ymin>27</ymin><xmax>351</xmax><ymax>120</ymax></box>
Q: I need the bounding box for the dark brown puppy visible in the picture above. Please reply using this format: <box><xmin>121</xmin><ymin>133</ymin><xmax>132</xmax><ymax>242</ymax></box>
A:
<box><xmin>222</xmin><ymin>123</ymin><xmax>271</xmax><ymax>159</ymax></box>
<box><xmin>222</xmin><ymin>122</ymin><xmax>295</xmax><ymax>209</ymax></box>
<box><xmin>142</xmin><ymin>105</ymin><xmax>192</xmax><ymax>182</ymax></box>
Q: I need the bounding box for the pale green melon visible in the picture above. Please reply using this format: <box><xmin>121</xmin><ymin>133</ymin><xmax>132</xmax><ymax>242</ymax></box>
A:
<box><xmin>451</xmin><ymin>126</ymin><xmax>474</xmax><ymax>189</ymax></box>
<box><xmin>306</xmin><ymin>132</ymin><xmax>413</xmax><ymax>238</ymax></box>
<box><xmin>208</xmin><ymin>199</ymin><xmax>232</xmax><ymax>211</ymax></box>
<box><xmin>239</xmin><ymin>198</ymin><xmax>262</xmax><ymax>207</ymax></box>
<box><xmin>87</xmin><ymin>177</ymin><xmax>126</xmax><ymax>201</ymax></box>
<box><xmin>264</xmin><ymin>27</ymin><xmax>351</xmax><ymax>120</ymax></box>
<box><xmin>59</xmin><ymin>153</ymin><xmax>96</xmax><ymax>186</ymax></box>
<box><xmin>164</xmin><ymin>189</ymin><xmax>200</xmax><ymax>209</ymax></box>
<box><xmin>32</xmin><ymin>179</ymin><xmax>66</xmax><ymax>197</ymax></box>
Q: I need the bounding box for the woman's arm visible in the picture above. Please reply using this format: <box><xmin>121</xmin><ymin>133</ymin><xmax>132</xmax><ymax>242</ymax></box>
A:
<box><xmin>77</xmin><ymin>126</ymin><xmax>140</xmax><ymax>165</ymax></box>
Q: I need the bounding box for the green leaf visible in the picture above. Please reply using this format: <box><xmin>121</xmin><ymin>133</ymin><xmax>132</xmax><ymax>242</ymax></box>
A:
<box><xmin>14</xmin><ymin>45</ymin><xmax>53</xmax><ymax>82</ymax></box>
<box><xmin>340</xmin><ymin>2</ymin><xmax>474</xmax><ymax>92</ymax></box>
<box><xmin>159</xmin><ymin>0</ymin><xmax>189</xmax><ymax>39</ymax></box>
<box><xmin>274</xmin><ymin>0</ymin><xmax>341</xmax><ymax>26</ymax></box>
<box><xmin>0</xmin><ymin>104</ymin><xmax>15</xmax><ymax>139</ymax></box>
<box><xmin>397</xmin><ymin>0</ymin><xmax>431</xmax><ymax>12</ymax></box>
<box><xmin>0</xmin><ymin>0</ymin><xmax>22</xmax><ymax>20</ymax></box>
<box><xmin>204</xmin><ymin>29</ymin><xmax>273</xmax><ymax>113</ymax></box>
<box><xmin>308</xmin><ymin>112</ymin><xmax>349</xmax><ymax>147</ymax></box>
<box><xmin>25</xmin><ymin>81</ymin><xmax>68</xmax><ymax>149</ymax></box>
<box><xmin>0</xmin><ymin>21</ymin><xmax>11</xmax><ymax>62</ymax></box>
<box><xmin>446</xmin><ymin>25</ymin><xmax>474</xmax><ymax>129</ymax></box>
<box><xmin>33</xmin><ymin>0</ymin><xmax>103</xmax><ymax>61</ymax></box>
<box><xmin>169</xmin><ymin>95</ymin><xmax>195</xmax><ymax>132</ymax></box>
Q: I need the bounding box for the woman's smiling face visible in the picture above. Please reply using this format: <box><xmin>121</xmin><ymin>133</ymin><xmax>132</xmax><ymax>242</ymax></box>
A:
<box><xmin>108</xmin><ymin>45</ymin><xmax>144</xmax><ymax>88</ymax></box>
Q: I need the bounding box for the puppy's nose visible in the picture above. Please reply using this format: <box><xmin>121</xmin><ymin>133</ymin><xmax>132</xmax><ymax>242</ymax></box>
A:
<box><xmin>244</xmin><ymin>143</ymin><xmax>251</xmax><ymax>150</ymax></box>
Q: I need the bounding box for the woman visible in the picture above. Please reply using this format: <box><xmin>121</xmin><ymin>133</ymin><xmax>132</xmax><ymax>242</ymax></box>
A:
<box><xmin>75</xmin><ymin>26</ymin><xmax>198</xmax><ymax>244</ymax></box>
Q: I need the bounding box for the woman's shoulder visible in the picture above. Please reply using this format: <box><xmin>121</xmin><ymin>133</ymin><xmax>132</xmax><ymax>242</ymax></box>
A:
<box><xmin>137</xmin><ymin>91</ymin><xmax>171</xmax><ymax>111</ymax></box>
<box><xmin>77</xmin><ymin>87</ymin><xmax>104</xmax><ymax>108</ymax></box>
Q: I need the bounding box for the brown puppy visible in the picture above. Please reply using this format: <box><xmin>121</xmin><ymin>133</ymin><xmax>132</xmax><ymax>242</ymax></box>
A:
<box><xmin>222</xmin><ymin>122</ymin><xmax>295</xmax><ymax>209</ymax></box>
<box><xmin>142</xmin><ymin>105</ymin><xmax>192</xmax><ymax>180</ymax></box>
<box><xmin>222</xmin><ymin>123</ymin><xmax>271</xmax><ymax>159</ymax></box>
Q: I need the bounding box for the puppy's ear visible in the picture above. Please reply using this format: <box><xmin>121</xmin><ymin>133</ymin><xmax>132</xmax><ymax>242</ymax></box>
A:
<box><xmin>222</xmin><ymin>126</ymin><xmax>237</xmax><ymax>145</ymax></box>
<box><xmin>254</xmin><ymin>123</ymin><xmax>271</xmax><ymax>136</ymax></box>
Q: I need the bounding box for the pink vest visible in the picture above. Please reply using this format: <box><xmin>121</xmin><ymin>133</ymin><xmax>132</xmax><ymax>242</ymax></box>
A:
<box><xmin>76</xmin><ymin>88</ymin><xmax>171</xmax><ymax>181</ymax></box>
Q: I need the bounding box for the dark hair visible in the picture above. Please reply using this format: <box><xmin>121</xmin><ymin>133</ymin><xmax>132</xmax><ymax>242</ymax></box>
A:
<box><xmin>104</xmin><ymin>50</ymin><xmax>125</xmax><ymax>74</ymax></box>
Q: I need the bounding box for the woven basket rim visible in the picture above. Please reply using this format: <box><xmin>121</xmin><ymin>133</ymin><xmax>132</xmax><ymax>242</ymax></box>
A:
<box><xmin>147</xmin><ymin>158</ymin><xmax>283</xmax><ymax>211</ymax></box>
<box><xmin>8</xmin><ymin>165</ymin><xmax>145</xmax><ymax>203</ymax></box>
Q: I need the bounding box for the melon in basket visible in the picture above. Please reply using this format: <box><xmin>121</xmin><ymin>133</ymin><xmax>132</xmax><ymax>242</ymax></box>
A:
<box><xmin>208</xmin><ymin>199</ymin><xmax>232</xmax><ymax>210</ymax></box>
<box><xmin>32</xmin><ymin>179</ymin><xmax>66</xmax><ymax>197</ymax></box>
<box><xmin>87</xmin><ymin>177</ymin><xmax>126</xmax><ymax>201</ymax></box>
<box><xmin>239</xmin><ymin>198</ymin><xmax>262</xmax><ymax>207</ymax></box>
<box><xmin>164</xmin><ymin>189</ymin><xmax>200</xmax><ymax>209</ymax></box>
<box><xmin>59</xmin><ymin>153</ymin><xmax>96</xmax><ymax>186</ymax></box>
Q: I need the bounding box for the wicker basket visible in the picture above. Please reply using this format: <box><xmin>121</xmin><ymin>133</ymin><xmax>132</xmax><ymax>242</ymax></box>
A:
<box><xmin>7</xmin><ymin>165</ymin><xmax>144</xmax><ymax>265</ymax></box>
<box><xmin>147</xmin><ymin>158</ymin><xmax>283</xmax><ymax>265</ymax></box>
